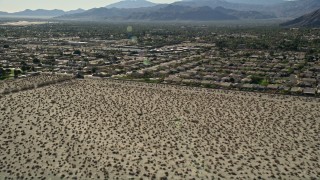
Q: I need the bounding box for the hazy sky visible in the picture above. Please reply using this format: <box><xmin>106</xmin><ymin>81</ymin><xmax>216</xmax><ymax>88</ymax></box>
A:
<box><xmin>0</xmin><ymin>0</ymin><xmax>177</xmax><ymax>12</ymax></box>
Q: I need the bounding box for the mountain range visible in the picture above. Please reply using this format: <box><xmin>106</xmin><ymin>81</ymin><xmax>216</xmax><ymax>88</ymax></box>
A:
<box><xmin>172</xmin><ymin>0</ymin><xmax>320</xmax><ymax>18</ymax></box>
<box><xmin>0</xmin><ymin>9</ymin><xmax>85</xmax><ymax>17</ymax></box>
<box><xmin>271</xmin><ymin>0</ymin><xmax>320</xmax><ymax>18</ymax></box>
<box><xmin>127</xmin><ymin>5</ymin><xmax>238</xmax><ymax>21</ymax></box>
<box><xmin>127</xmin><ymin>5</ymin><xmax>276</xmax><ymax>21</ymax></box>
<box><xmin>281</xmin><ymin>8</ymin><xmax>320</xmax><ymax>27</ymax></box>
<box><xmin>105</xmin><ymin>0</ymin><xmax>157</xmax><ymax>9</ymax></box>
<box><xmin>104</xmin><ymin>0</ymin><xmax>320</xmax><ymax>19</ymax></box>
<box><xmin>0</xmin><ymin>0</ymin><xmax>319</xmax><ymax>23</ymax></box>
<box><xmin>224</xmin><ymin>0</ymin><xmax>285</xmax><ymax>5</ymax></box>
<box><xmin>57</xmin><ymin>5</ymin><xmax>277</xmax><ymax>21</ymax></box>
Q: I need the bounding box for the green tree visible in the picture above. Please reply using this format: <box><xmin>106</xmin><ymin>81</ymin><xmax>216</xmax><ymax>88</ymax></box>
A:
<box><xmin>0</xmin><ymin>67</ymin><xmax>6</xmax><ymax>79</ymax></box>
<box><xmin>92</xmin><ymin>67</ymin><xmax>97</xmax><ymax>74</ymax></box>
<box><xmin>260</xmin><ymin>79</ymin><xmax>269</xmax><ymax>86</ymax></box>
<box><xmin>33</xmin><ymin>58</ymin><xmax>40</xmax><ymax>64</ymax></box>
<box><xmin>21</xmin><ymin>65</ymin><xmax>28</xmax><ymax>72</ymax></box>
<box><xmin>14</xmin><ymin>69</ymin><xmax>21</xmax><ymax>78</ymax></box>
<box><xmin>73</xmin><ymin>50</ymin><xmax>81</xmax><ymax>56</ymax></box>
<box><xmin>251</xmin><ymin>75</ymin><xmax>263</xmax><ymax>84</ymax></box>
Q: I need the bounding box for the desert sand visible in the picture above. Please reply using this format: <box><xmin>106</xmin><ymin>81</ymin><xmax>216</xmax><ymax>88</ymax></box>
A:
<box><xmin>0</xmin><ymin>78</ymin><xmax>319</xmax><ymax>179</ymax></box>
<box><xmin>0</xmin><ymin>74</ymin><xmax>73</xmax><ymax>95</ymax></box>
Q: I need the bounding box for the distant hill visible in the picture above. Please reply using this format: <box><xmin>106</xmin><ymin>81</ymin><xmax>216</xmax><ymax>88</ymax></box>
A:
<box><xmin>271</xmin><ymin>0</ymin><xmax>320</xmax><ymax>18</ymax></box>
<box><xmin>214</xmin><ymin>6</ymin><xmax>276</xmax><ymax>19</ymax></box>
<box><xmin>57</xmin><ymin>8</ymin><xmax>127</xmax><ymax>20</ymax></box>
<box><xmin>64</xmin><ymin>9</ymin><xmax>86</xmax><ymax>15</ymax></box>
<box><xmin>173</xmin><ymin>0</ymin><xmax>320</xmax><ymax>18</ymax></box>
<box><xmin>0</xmin><ymin>11</ymin><xmax>9</xmax><ymax>15</ymax></box>
<box><xmin>0</xmin><ymin>9</ymin><xmax>86</xmax><ymax>17</ymax></box>
<box><xmin>1</xmin><ymin>0</ymin><xmax>318</xmax><ymax>19</ymax></box>
<box><xmin>225</xmin><ymin>0</ymin><xmax>285</xmax><ymax>5</ymax></box>
<box><xmin>127</xmin><ymin>5</ymin><xmax>238</xmax><ymax>21</ymax></box>
<box><xmin>127</xmin><ymin>5</ymin><xmax>276</xmax><ymax>21</ymax></box>
<box><xmin>172</xmin><ymin>0</ymin><xmax>267</xmax><ymax>12</ymax></box>
<box><xmin>57</xmin><ymin>7</ymin><xmax>144</xmax><ymax>20</ymax></box>
<box><xmin>12</xmin><ymin>9</ymin><xmax>65</xmax><ymax>17</ymax></box>
<box><xmin>281</xmin><ymin>8</ymin><xmax>320</xmax><ymax>27</ymax></box>
<box><xmin>57</xmin><ymin>4</ymin><xmax>279</xmax><ymax>21</ymax></box>
<box><xmin>106</xmin><ymin>0</ymin><xmax>157</xmax><ymax>9</ymax></box>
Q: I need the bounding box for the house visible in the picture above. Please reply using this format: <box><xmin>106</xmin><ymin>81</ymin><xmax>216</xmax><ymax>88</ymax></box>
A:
<box><xmin>303</xmin><ymin>88</ymin><xmax>316</xmax><ymax>95</ymax></box>
<box><xmin>182</xmin><ymin>79</ymin><xmax>192</xmax><ymax>84</ymax></box>
<box><xmin>201</xmin><ymin>80</ymin><xmax>213</xmax><ymax>85</ymax></box>
<box><xmin>280</xmin><ymin>86</ymin><xmax>290</xmax><ymax>91</ymax></box>
<box><xmin>241</xmin><ymin>78</ymin><xmax>252</xmax><ymax>83</ymax></box>
<box><xmin>253</xmin><ymin>84</ymin><xmax>266</xmax><ymax>91</ymax></box>
<box><xmin>241</xmin><ymin>84</ymin><xmax>254</xmax><ymax>89</ymax></box>
<box><xmin>301</xmin><ymin>78</ymin><xmax>317</xmax><ymax>85</ymax></box>
<box><xmin>219</xmin><ymin>82</ymin><xmax>231</xmax><ymax>88</ymax></box>
<box><xmin>267</xmin><ymin>84</ymin><xmax>279</xmax><ymax>90</ymax></box>
<box><xmin>290</xmin><ymin>87</ymin><xmax>303</xmax><ymax>93</ymax></box>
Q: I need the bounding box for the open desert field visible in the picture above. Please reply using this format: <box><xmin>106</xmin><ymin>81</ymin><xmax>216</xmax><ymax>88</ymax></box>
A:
<box><xmin>0</xmin><ymin>78</ymin><xmax>319</xmax><ymax>179</ymax></box>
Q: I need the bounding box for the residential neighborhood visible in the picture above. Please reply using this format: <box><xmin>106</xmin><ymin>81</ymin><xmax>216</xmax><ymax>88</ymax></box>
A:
<box><xmin>1</xmin><ymin>23</ymin><xmax>319</xmax><ymax>96</ymax></box>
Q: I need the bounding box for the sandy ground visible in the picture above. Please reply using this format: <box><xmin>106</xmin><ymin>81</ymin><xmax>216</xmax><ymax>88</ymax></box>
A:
<box><xmin>0</xmin><ymin>79</ymin><xmax>319</xmax><ymax>179</ymax></box>
<box><xmin>0</xmin><ymin>74</ymin><xmax>73</xmax><ymax>95</ymax></box>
